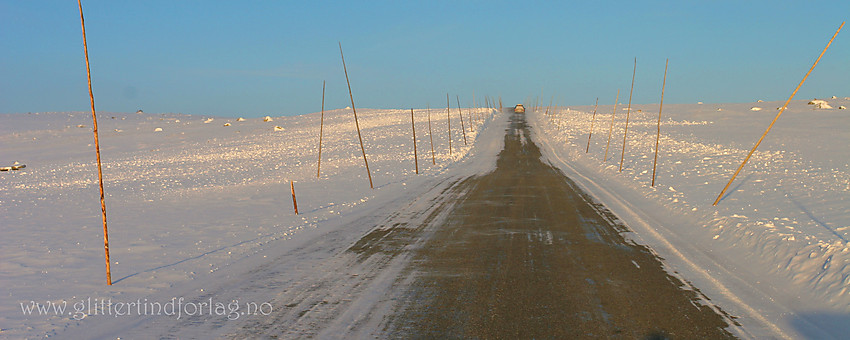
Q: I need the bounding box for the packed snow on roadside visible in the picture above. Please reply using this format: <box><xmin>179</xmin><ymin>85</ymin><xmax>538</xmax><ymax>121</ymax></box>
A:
<box><xmin>530</xmin><ymin>98</ymin><xmax>849</xmax><ymax>339</ymax></box>
<box><xmin>0</xmin><ymin>106</ymin><xmax>495</xmax><ymax>338</ymax></box>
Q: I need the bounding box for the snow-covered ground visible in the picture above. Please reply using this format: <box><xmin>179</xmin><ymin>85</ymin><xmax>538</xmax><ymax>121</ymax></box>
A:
<box><xmin>3</xmin><ymin>97</ymin><xmax>849</xmax><ymax>339</ymax></box>
<box><xmin>0</xmin><ymin>106</ymin><xmax>496</xmax><ymax>338</ymax></box>
<box><xmin>529</xmin><ymin>98</ymin><xmax>850</xmax><ymax>339</ymax></box>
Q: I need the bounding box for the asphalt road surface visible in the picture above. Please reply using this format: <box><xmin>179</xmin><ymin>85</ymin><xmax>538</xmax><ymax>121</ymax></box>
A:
<box><xmin>384</xmin><ymin>110</ymin><xmax>736</xmax><ymax>339</ymax></box>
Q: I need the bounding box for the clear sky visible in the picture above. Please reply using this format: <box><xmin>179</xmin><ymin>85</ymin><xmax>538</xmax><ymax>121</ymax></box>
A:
<box><xmin>2</xmin><ymin>1</ymin><xmax>848</xmax><ymax>117</ymax></box>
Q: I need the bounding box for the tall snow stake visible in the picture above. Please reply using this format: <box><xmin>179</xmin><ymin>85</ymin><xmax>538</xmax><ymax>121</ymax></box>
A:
<box><xmin>467</xmin><ymin>103</ymin><xmax>474</xmax><ymax>133</ymax></box>
<box><xmin>620</xmin><ymin>57</ymin><xmax>637</xmax><ymax>172</ymax></box>
<box><xmin>446</xmin><ymin>93</ymin><xmax>452</xmax><ymax>156</ymax></box>
<box><xmin>604</xmin><ymin>89</ymin><xmax>620</xmax><ymax>162</ymax></box>
<box><xmin>713</xmin><ymin>22</ymin><xmax>843</xmax><ymax>206</ymax></box>
<box><xmin>456</xmin><ymin>96</ymin><xmax>468</xmax><ymax>145</ymax></box>
<box><xmin>317</xmin><ymin>80</ymin><xmax>325</xmax><ymax>178</ymax></box>
<box><xmin>652</xmin><ymin>59</ymin><xmax>669</xmax><ymax>187</ymax></box>
<box><xmin>290</xmin><ymin>181</ymin><xmax>299</xmax><ymax>215</ymax></box>
<box><xmin>339</xmin><ymin>42</ymin><xmax>373</xmax><ymax>189</ymax></box>
<box><xmin>411</xmin><ymin>108</ymin><xmax>419</xmax><ymax>174</ymax></box>
<box><xmin>586</xmin><ymin>98</ymin><xmax>599</xmax><ymax>153</ymax></box>
<box><xmin>78</xmin><ymin>0</ymin><xmax>111</xmax><ymax>286</ymax></box>
<box><xmin>427</xmin><ymin>104</ymin><xmax>436</xmax><ymax>165</ymax></box>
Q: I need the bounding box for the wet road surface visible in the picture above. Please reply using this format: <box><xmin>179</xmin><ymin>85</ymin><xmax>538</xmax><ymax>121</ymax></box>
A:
<box><xmin>385</xmin><ymin>110</ymin><xmax>736</xmax><ymax>338</ymax></box>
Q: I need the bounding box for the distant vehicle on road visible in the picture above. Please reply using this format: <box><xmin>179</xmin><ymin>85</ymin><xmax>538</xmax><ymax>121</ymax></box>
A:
<box><xmin>514</xmin><ymin>104</ymin><xmax>525</xmax><ymax>113</ymax></box>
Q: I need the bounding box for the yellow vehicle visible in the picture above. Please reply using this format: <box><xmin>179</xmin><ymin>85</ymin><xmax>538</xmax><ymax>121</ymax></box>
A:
<box><xmin>514</xmin><ymin>104</ymin><xmax>525</xmax><ymax>113</ymax></box>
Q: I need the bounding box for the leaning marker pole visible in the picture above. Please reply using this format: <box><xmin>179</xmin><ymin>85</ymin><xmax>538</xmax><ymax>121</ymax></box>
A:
<box><xmin>446</xmin><ymin>93</ymin><xmax>452</xmax><ymax>156</ymax></box>
<box><xmin>620</xmin><ymin>57</ymin><xmax>637</xmax><ymax>172</ymax></box>
<box><xmin>713</xmin><ymin>22</ymin><xmax>843</xmax><ymax>206</ymax></box>
<box><xmin>411</xmin><ymin>108</ymin><xmax>419</xmax><ymax>174</ymax></box>
<box><xmin>290</xmin><ymin>181</ymin><xmax>299</xmax><ymax>215</ymax></box>
<box><xmin>585</xmin><ymin>97</ymin><xmax>599</xmax><ymax>153</ymax></box>
<box><xmin>456</xmin><ymin>96</ymin><xmax>468</xmax><ymax>145</ymax></box>
<box><xmin>339</xmin><ymin>42</ymin><xmax>373</xmax><ymax>189</ymax></box>
<box><xmin>427</xmin><ymin>104</ymin><xmax>436</xmax><ymax>165</ymax></box>
<box><xmin>651</xmin><ymin>59</ymin><xmax>669</xmax><ymax>187</ymax></box>
<box><xmin>317</xmin><ymin>80</ymin><xmax>325</xmax><ymax>178</ymax></box>
<box><xmin>78</xmin><ymin>0</ymin><xmax>111</xmax><ymax>285</ymax></box>
<box><xmin>604</xmin><ymin>89</ymin><xmax>620</xmax><ymax>162</ymax></box>
<box><xmin>468</xmin><ymin>99</ymin><xmax>475</xmax><ymax>133</ymax></box>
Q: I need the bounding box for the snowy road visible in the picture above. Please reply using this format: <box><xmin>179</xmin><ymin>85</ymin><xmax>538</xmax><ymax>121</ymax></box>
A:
<box><xmin>382</xmin><ymin>110</ymin><xmax>737</xmax><ymax>338</ymax></box>
<box><xmin>230</xmin><ymin>110</ymin><xmax>737</xmax><ymax>338</ymax></box>
<box><xmin>220</xmin><ymin>176</ymin><xmax>473</xmax><ymax>339</ymax></box>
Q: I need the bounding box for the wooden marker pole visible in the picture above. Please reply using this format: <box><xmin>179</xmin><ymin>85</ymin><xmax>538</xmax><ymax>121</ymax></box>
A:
<box><xmin>604</xmin><ymin>89</ymin><xmax>620</xmax><ymax>162</ymax></box>
<box><xmin>339</xmin><ymin>42</ymin><xmax>373</xmax><ymax>189</ymax></box>
<box><xmin>620</xmin><ymin>57</ymin><xmax>637</xmax><ymax>172</ymax></box>
<box><xmin>470</xmin><ymin>102</ymin><xmax>476</xmax><ymax>132</ymax></box>
<box><xmin>468</xmin><ymin>103</ymin><xmax>475</xmax><ymax>134</ymax></box>
<box><xmin>471</xmin><ymin>96</ymin><xmax>476</xmax><ymax>131</ymax></box>
<box><xmin>471</xmin><ymin>91</ymin><xmax>476</xmax><ymax>132</ymax></box>
<box><xmin>556</xmin><ymin>101</ymin><xmax>564</xmax><ymax>130</ymax></box>
<box><xmin>536</xmin><ymin>92</ymin><xmax>541</xmax><ymax>112</ymax></box>
<box><xmin>78</xmin><ymin>0</ymin><xmax>111</xmax><ymax>286</ymax></box>
<box><xmin>456</xmin><ymin>96</ymin><xmax>468</xmax><ymax>145</ymax></box>
<box><xmin>586</xmin><ymin>97</ymin><xmax>599</xmax><ymax>153</ymax></box>
<box><xmin>713</xmin><ymin>22</ymin><xmax>843</xmax><ymax>206</ymax></box>
<box><xmin>564</xmin><ymin>103</ymin><xmax>571</xmax><ymax>135</ymax></box>
<box><xmin>317</xmin><ymin>80</ymin><xmax>325</xmax><ymax>178</ymax></box>
<box><xmin>427</xmin><ymin>104</ymin><xmax>435</xmax><ymax>165</ymax></box>
<box><xmin>411</xmin><ymin>108</ymin><xmax>419</xmax><ymax>174</ymax></box>
<box><xmin>480</xmin><ymin>96</ymin><xmax>485</xmax><ymax>125</ymax></box>
<box><xmin>487</xmin><ymin>97</ymin><xmax>496</xmax><ymax>117</ymax></box>
<box><xmin>482</xmin><ymin>96</ymin><xmax>486</xmax><ymax>119</ymax></box>
<box><xmin>652</xmin><ymin>59</ymin><xmax>669</xmax><ymax>187</ymax></box>
<box><xmin>446</xmin><ymin>93</ymin><xmax>452</xmax><ymax>156</ymax></box>
<box><xmin>482</xmin><ymin>96</ymin><xmax>486</xmax><ymax>122</ymax></box>
<box><xmin>490</xmin><ymin>96</ymin><xmax>494</xmax><ymax>115</ymax></box>
<box><xmin>290</xmin><ymin>181</ymin><xmax>299</xmax><ymax>215</ymax></box>
<box><xmin>490</xmin><ymin>97</ymin><xmax>496</xmax><ymax>115</ymax></box>
<box><xmin>470</xmin><ymin>98</ymin><xmax>474</xmax><ymax>131</ymax></box>
<box><xmin>478</xmin><ymin>96</ymin><xmax>490</xmax><ymax>123</ymax></box>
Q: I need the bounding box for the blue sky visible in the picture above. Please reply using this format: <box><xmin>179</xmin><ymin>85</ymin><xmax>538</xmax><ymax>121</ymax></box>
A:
<box><xmin>1</xmin><ymin>1</ymin><xmax>848</xmax><ymax>117</ymax></box>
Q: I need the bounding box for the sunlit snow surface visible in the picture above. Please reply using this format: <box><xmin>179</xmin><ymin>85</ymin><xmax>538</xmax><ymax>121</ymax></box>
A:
<box><xmin>3</xmin><ymin>99</ymin><xmax>849</xmax><ymax>338</ymax></box>
<box><xmin>531</xmin><ymin>98</ymin><xmax>849</xmax><ymax>339</ymax></box>
<box><xmin>0</xmin><ymin>107</ymin><xmax>495</xmax><ymax>338</ymax></box>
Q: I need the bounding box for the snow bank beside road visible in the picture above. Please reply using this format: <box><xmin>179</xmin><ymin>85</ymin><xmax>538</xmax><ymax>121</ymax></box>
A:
<box><xmin>529</xmin><ymin>99</ymin><xmax>850</xmax><ymax>338</ymax></box>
